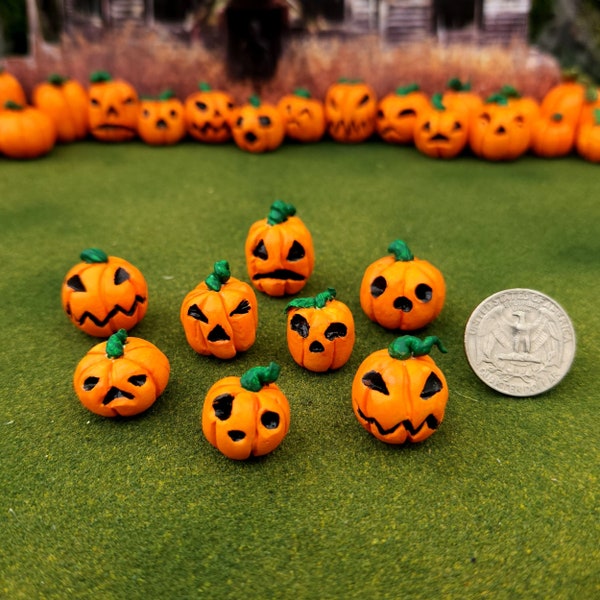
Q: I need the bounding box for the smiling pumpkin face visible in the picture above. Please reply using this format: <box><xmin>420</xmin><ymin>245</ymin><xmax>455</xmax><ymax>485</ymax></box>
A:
<box><xmin>88</xmin><ymin>71</ymin><xmax>139</xmax><ymax>142</ymax></box>
<box><xmin>245</xmin><ymin>200</ymin><xmax>315</xmax><ymax>297</ymax></box>
<box><xmin>184</xmin><ymin>82</ymin><xmax>235</xmax><ymax>143</ymax></box>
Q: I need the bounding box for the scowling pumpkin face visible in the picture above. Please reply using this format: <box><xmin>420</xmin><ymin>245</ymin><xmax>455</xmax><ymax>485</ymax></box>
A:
<box><xmin>285</xmin><ymin>288</ymin><xmax>355</xmax><ymax>372</ymax></box>
<box><xmin>352</xmin><ymin>336</ymin><xmax>448</xmax><ymax>444</ymax></box>
<box><xmin>277</xmin><ymin>88</ymin><xmax>326</xmax><ymax>143</ymax></box>
<box><xmin>245</xmin><ymin>200</ymin><xmax>315</xmax><ymax>297</ymax></box>
<box><xmin>184</xmin><ymin>82</ymin><xmax>235</xmax><ymax>143</ymax></box>
<box><xmin>88</xmin><ymin>70</ymin><xmax>139</xmax><ymax>142</ymax></box>
<box><xmin>180</xmin><ymin>260</ymin><xmax>258</xmax><ymax>360</ymax></box>
<box><xmin>138</xmin><ymin>90</ymin><xmax>186</xmax><ymax>145</ymax></box>
<box><xmin>61</xmin><ymin>248</ymin><xmax>148</xmax><ymax>337</ymax></box>
<box><xmin>376</xmin><ymin>83</ymin><xmax>429</xmax><ymax>145</ymax></box>
<box><xmin>360</xmin><ymin>240</ymin><xmax>445</xmax><ymax>331</ymax></box>
<box><xmin>231</xmin><ymin>95</ymin><xmax>285</xmax><ymax>153</ymax></box>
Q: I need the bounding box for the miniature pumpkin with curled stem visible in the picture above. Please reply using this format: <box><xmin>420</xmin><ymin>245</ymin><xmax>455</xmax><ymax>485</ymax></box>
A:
<box><xmin>285</xmin><ymin>287</ymin><xmax>355</xmax><ymax>372</ymax></box>
<box><xmin>352</xmin><ymin>335</ymin><xmax>448</xmax><ymax>444</ymax></box>
<box><xmin>61</xmin><ymin>248</ymin><xmax>148</xmax><ymax>338</ymax></box>
<box><xmin>0</xmin><ymin>67</ymin><xmax>26</xmax><ymax>108</ymax></box>
<box><xmin>32</xmin><ymin>73</ymin><xmax>89</xmax><ymax>143</ymax></box>
<box><xmin>202</xmin><ymin>362</ymin><xmax>291</xmax><ymax>460</ymax></box>
<box><xmin>231</xmin><ymin>95</ymin><xmax>285</xmax><ymax>153</ymax></box>
<box><xmin>184</xmin><ymin>82</ymin><xmax>235</xmax><ymax>143</ymax></box>
<box><xmin>73</xmin><ymin>329</ymin><xmax>170</xmax><ymax>418</ymax></box>
<box><xmin>138</xmin><ymin>89</ymin><xmax>186</xmax><ymax>146</ymax></box>
<box><xmin>0</xmin><ymin>101</ymin><xmax>56</xmax><ymax>159</ymax></box>
<box><xmin>442</xmin><ymin>77</ymin><xmax>483</xmax><ymax>121</ymax></box>
<box><xmin>245</xmin><ymin>200</ymin><xmax>315</xmax><ymax>297</ymax></box>
<box><xmin>180</xmin><ymin>260</ymin><xmax>258</xmax><ymax>360</ymax></box>
<box><xmin>360</xmin><ymin>239</ymin><xmax>446</xmax><ymax>332</ymax></box>
<box><xmin>499</xmin><ymin>85</ymin><xmax>541</xmax><ymax>127</ymax></box>
<box><xmin>277</xmin><ymin>88</ymin><xmax>326</xmax><ymax>143</ymax></box>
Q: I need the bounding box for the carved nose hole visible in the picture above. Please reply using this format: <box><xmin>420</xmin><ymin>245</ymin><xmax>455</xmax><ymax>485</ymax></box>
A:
<box><xmin>309</xmin><ymin>341</ymin><xmax>325</xmax><ymax>353</ymax></box>
<box><xmin>107</xmin><ymin>106</ymin><xmax>118</xmax><ymax>117</ymax></box>
<box><xmin>393</xmin><ymin>297</ymin><xmax>413</xmax><ymax>312</ymax></box>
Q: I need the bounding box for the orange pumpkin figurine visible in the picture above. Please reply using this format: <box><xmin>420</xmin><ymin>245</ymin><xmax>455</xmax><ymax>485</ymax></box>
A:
<box><xmin>277</xmin><ymin>88</ymin><xmax>326</xmax><ymax>143</ymax></box>
<box><xmin>180</xmin><ymin>260</ymin><xmax>258</xmax><ymax>360</ymax></box>
<box><xmin>138</xmin><ymin>90</ymin><xmax>186</xmax><ymax>146</ymax></box>
<box><xmin>530</xmin><ymin>112</ymin><xmax>575</xmax><ymax>158</ymax></box>
<box><xmin>184</xmin><ymin>82</ymin><xmax>235</xmax><ymax>143</ymax></box>
<box><xmin>245</xmin><ymin>200</ymin><xmax>315</xmax><ymax>297</ymax></box>
<box><xmin>0</xmin><ymin>67</ymin><xmax>26</xmax><ymax>108</ymax></box>
<box><xmin>576</xmin><ymin>108</ymin><xmax>600</xmax><ymax>162</ymax></box>
<box><xmin>32</xmin><ymin>73</ymin><xmax>89</xmax><ymax>143</ymax></box>
<box><xmin>285</xmin><ymin>287</ymin><xmax>355</xmax><ymax>372</ymax></box>
<box><xmin>442</xmin><ymin>78</ymin><xmax>483</xmax><ymax>121</ymax></box>
<box><xmin>499</xmin><ymin>84</ymin><xmax>541</xmax><ymax>127</ymax></box>
<box><xmin>73</xmin><ymin>329</ymin><xmax>170</xmax><ymax>418</ymax></box>
<box><xmin>352</xmin><ymin>335</ymin><xmax>448</xmax><ymax>444</ymax></box>
<box><xmin>202</xmin><ymin>362</ymin><xmax>291</xmax><ymax>460</ymax></box>
<box><xmin>88</xmin><ymin>70</ymin><xmax>139</xmax><ymax>142</ymax></box>
<box><xmin>231</xmin><ymin>95</ymin><xmax>285</xmax><ymax>153</ymax></box>
<box><xmin>61</xmin><ymin>248</ymin><xmax>148</xmax><ymax>338</ymax></box>
<box><xmin>540</xmin><ymin>70</ymin><xmax>587</xmax><ymax>128</ymax></box>
<box><xmin>360</xmin><ymin>239</ymin><xmax>446</xmax><ymax>332</ymax></box>
<box><xmin>0</xmin><ymin>101</ymin><xmax>56</xmax><ymax>159</ymax></box>
<box><xmin>413</xmin><ymin>93</ymin><xmax>469</xmax><ymax>159</ymax></box>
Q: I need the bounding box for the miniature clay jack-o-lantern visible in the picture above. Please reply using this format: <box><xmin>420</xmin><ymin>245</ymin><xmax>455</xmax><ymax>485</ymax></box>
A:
<box><xmin>325</xmin><ymin>79</ymin><xmax>377</xmax><ymax>143</ymax></box>
<box><xmin>352</xmin><ymin>335</ymin><xmax>448</xmax><ymax>444</ymax></box>
<box><xmin>277</xmin><ymin>88</ymin><xmax>326</xmax><ymax>143</ymax></box>
<box><xmin>184</xmin><ymin>82</ymin><xmax>235</xmax><ymax>143</ymax></box>
<box><xmin>202</xmin><ymin>362</ymin><xmax>291</xmax><ymax>460</ymax></box>
<box><xmin>285</xmin><ymin>287</ymin><xmax>355</xmax><ymax>372</ymax></box>
<box><xmin>0</xmin><ymin>67</ymin><xmax>26</xmax><ymax>108</ymax></box>
<box><xmin>576</xmin><ymin>108</ymin><xmax>600</xmax><ymax>162</ymax></box>
<box><xmin>414</xmin><ymin>93</ymin><xmax>469</xmax><ymax>159</ymax></box>
<box><xmin>180</xmin><ymin>260</ymin><xmax>258</xmax><ymax>360</ymax></box>
<box><xmin>442</xmin><ymin>78</ymin><xmax>483</xmax><ymax>121</ymax></box>
<box><xmin>245</xmin><ymin>200</ymin><xmax>315</xmax><ymax>297</ymax></box>
<box><xmin>530</xmin><ymin>112</ymin><xmax>575</xmax><ymax>158</ymax></box>
<box><xmin>88</xmin><ymin>70</ymin><xmax>139</xmax><ymax>142</ymax></box>
<box><xmin>231</xmin><ymin>95</ymin><xmax>285</xmax><ymax>153</ymax></box>
<box><xmin>73</xmin><ymin>329</ymin><xmax>170</xmax><ymax>418</ymax></box>
<box><xmin>360</xmin><ymin>239</ymin><xmax>446</xmax><ymax>332</ymax></box>
<box><xmin>469</xmin><ymin>94</ymin><xmax>531</xmax><ymax>161</ymax></box>
<box><xmin>61</xmin><ymin>248</ymin><xmax>148</xmax><ymax>338</ymax></box>
<box><xmin>32</xmin><ymin>73</ymin><xmax>89</xmax><ymax>143</ymax></box>
<box><xmin>138</xmin><ymin>90</ymin><xmax>186</xmax><ymax>146</ymax></box>
<box><xmin>540</xmin><ymin>70</ymin><xmax>587</xmax><ymax>128</ymax></box>
<box><xmin>499</xmin><ymin>85</ymin><xmax>541</xmax><ymax>126</ymax></box>
<box><xmin>0</xmin><ymin>101</ymin><xmax>56</xmax><ymax>159</ymax></box>
<box><xmin>376</xmin><ymin>83</ymin><xmax>430</xmax><ymax>145</ymax></box>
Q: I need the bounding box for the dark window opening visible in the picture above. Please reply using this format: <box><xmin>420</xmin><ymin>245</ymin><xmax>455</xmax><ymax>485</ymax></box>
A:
<box><xmin>433</xmin><ymin>0</ymin><xmax>483</xmax><ymax>32</ymax></box>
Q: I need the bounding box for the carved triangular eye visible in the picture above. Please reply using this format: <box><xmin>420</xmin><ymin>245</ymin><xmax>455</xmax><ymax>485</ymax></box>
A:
<box><xmin>213</xmin><ymin>393</ymin><xmax>234</xmax><ymax>420</ymax></box>
<box><xmin>253</xmin><ymin>240</ymin><xmax>268</xmax><ymax>260</ymax></box>
<box><xmin>324</xmin><ymin>322</ymin><xmax>347</xmax><ymax>341</ymax></box>
<box><xmin>83</xmin><ymin>376</ymin><xmax>99</xmax><ymax>391</ymax></box>
<box><xmin>370</xmin><ymin>276</ymin><xmax>386</xmax><ymax>298</ymax></box>
<box><xmin>187</xmin><ymin>304</ymin><xmax>208</xmax><ymax>323</ymax></box>
<box><xmin>114</xmin><ymin>267</ymin><xmax>130</xmax><ymax>285</ymax></box>
<box><xmin>286</xmin><ymin>240</ymin><xmax>305</xmax><ymax>261</ymax></box>
<box><xmin>67</xmin><ymin>275</ymin><xmax>86</xmax><ymax>292</ymax></box>
<box><xmin>290</xmin><ymin>314</ymin><xmax>310</xmax><ymax>338</ymax></box>
<box><xmin>421</xmin><ymin>372</ymin><xmax>443</xmax><ymax>399</ymax></box>
<box><xmin>362</xmin><ymin>371</ymin><xmax>389</xmax><ymax>395</ymax></box>
<box><xmin>128</xmin><ymin>374</ymin><xmax>147</xmax><ymax>387</ymax></box>
<box><xmin>230</xmin><ymin>299</ymin><xmax>251</xmax><ymax>316</ymax></box>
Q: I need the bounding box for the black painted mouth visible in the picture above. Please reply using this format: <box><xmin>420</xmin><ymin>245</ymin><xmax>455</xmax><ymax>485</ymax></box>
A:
<box><xmin>253</xmin><ymin>270</ymin><xmax>305</xmax><ymax>281</ymax></box>
<box><xmin>356</xmin><ymin>406</ymin><xmax>439</xmax><ymax>437</ymax></box>
<box><xmin>75</xmin><ymin>295</ymin><xmax>146</xmax><ymax>328</ymax></box>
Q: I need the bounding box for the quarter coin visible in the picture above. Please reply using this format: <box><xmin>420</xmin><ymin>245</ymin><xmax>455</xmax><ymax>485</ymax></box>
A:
<box><xmin>464</xmin><ymin>288</ymin><xmax>576</xmax><ymax>397</ymax></box>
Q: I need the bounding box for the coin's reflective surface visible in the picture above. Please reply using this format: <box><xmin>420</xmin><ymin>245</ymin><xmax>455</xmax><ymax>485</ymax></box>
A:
<box><xmin>464</xmin><ymin>289</ymin><xmax>576</xmax><ymax>397</ymax></box>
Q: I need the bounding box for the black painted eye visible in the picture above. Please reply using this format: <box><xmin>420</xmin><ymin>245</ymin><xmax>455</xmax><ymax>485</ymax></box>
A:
<box><xmin>67</xmin><ymin>275</ymin><xmax>86</xmax><ymax>292</ymax></box>
<box><xmin>359</xmin><ymin>94</ymin><xmax>370</xmax><ymax>106</ymax></box>
<box><xmin>370</xmin><ymin>276</ymin><xmax>386</xmax><ymax>298</ymax></box>
<box><xmin>480</xmin><ymin>112</ymin><xmax>491</xmax><ymax>124</ymax></box>
<box><xmin>123</xmin><ymin>97</ymin><xmax>135</xmax><ymax>105</ymax></box>
<box><xmin>377</xmin><ymin>109</ymin><xmax>384</xmax><ymax>119</ymax></box>
<box><xmin>324</xmin><ymin>322</ymin><xmax>347</xmax><ymax>341</ymax></box>
<box><xmin>83</xmin><ymin>376</ymin><xmax>99</xmax><ymax>391</ymax></box>
<box><xmin>286</xmin><ymin>241</ymin><xmax>305</xmax><ymax>261</ymax></box>
<box><xmin>399</xmin><ymin>109</ymin><xmax>416</xmax><ymax>117</ymax></box>
<box><xmin>196</xmin><ymin>101</ymin><xmax>208</xmax><ymax>111</ymax></box>
<box><xmin>227</xmin><ymin>102</ymin><xmax>234</xmax><ymax>110</ymax></box>
<box><xmin>170</xmin><ymin>110</ymin><xmax>178</xmax><ymax>118</ymax></box>
<box><xmin>213</xmin><ymin>393</ymin><xmax>234</xmax><ymax>420</ymax></box>
<box><xmin>415</xmin><ymin>284</ymin><xmax>432</xmax><ymax>302</ymax></box>
<box><xmin>259</xmin><ymin>116</ymin><xmax>271</xmax><ymax>127</ymax></box>
<box><xmin>236</xmin><ymin>116</ymin><xmax>243</xmax><ymax>127</ymax></box>
<box><xmin>187</xmin><ymin>304</ymin><xmax>208</xmax><ymax>323</ymax></box>
<box><xmin>423</xmin><ymin>121</ymin><xmax>431</xmax><ymax>132</ymax></box>
<box><xmin>290</xmin><ymin>314</ymin><xmax>309</xmax><ymax>338</ymax></box>
<box><xmin>421</xmin><ymin>372</ymin><xmax>443</xmax><ymax>399</ymax></box>
<box><xmin>230</xmin><ymin>299</ymin><xmax>251</xmax><ymax>316</ymax></box>
<box><xmin>143</xmin><ymin>109</ymin><xmax>150</xmax><ymax>118</ymax></box>
<box><xmin>90</xmin><ymin>98</ymin><xmax>100</xmax><ymax>106</ymax></box>
<box><xmin>114</xmin><ymin>267</ymin><xmax>130</xmax><ymax>285</ymax></box>
<box><xmin>453</xmin><ymin>121</ymin><xmax>462</xmax><ymax>131</ymax></box>
<box><xmin>128</xmin><ymin>374</ymin><xmax>147</xmax><ymax>386</ymax></box>
<box><xmin>362</xmin><ymin>371</ymin><xmax>389</xmax><ymax>395</ymax></box>
<box><xmin>261</xmin><ymin>411</ymin><xmax>280</xmax><ymax>429</ymax></box>
<box><xmin>253</xmin><ymin>240</ymin><xmax>268</xmax><ymax>260</ymax></box>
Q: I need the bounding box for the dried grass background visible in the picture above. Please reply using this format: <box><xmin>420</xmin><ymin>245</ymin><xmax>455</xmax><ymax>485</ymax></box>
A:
<box><xmin>4</xmin><ymin>25</ymin><xmax>561</xmax><ymax>103</ymax></box>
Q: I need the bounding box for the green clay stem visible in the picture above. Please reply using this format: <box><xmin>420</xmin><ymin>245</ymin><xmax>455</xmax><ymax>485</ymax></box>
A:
<box><xmin>205</xmin><ymin>260</ymin><xmax>231</xmax><ymax>292</ymax></box>
<box><xmin>90</xmin><ymin>70</ymin><xmax>112</xmax><ymax>84</ymax></box>
<box><xmin>594</xmin><ymin>108</ymin><xmax>600</xmax><ymax>126</ymax></box>
<box><xmin>447</xmin><ymin>78</ymin><xmax>471</xmax><ymax>92</ymax></box>
<box><xmin>431</xmin><ymin>93</ymin><xmax>445</xmax><ymax>111</ymax></box>
<box><xmin>266</xmin><ymin>200</ymin><xmax>296</xmax><ymax>225</ymax></box>
<box><xmin>293</xmin><ymin>87</ymin><xmax>311</xmax><ymax>98</ymax></box>
<box><xmin>500</xmin><ymin>85</ymin><xmax>520</xmax><ymax>99</ymax></box>
<box><xmin>80</xmin><ymin>248</ymin><xmax>108</xmax><ymax>264</ymax></box>
<box><xmin>486</xmin><ymin>93</ymin><xmax>509</xmax><ymax>106</ymax></box>
<box><xmin>388</xmin><ymin>335</ymin><xmax>447</xmax><ymax>360</ymax></box>
<box><xmin>285</xmin><ymin>288</ymin><xmax>336</xmax><ymax>313</ymax></box>
<box><xmin>585</xmin><ymin>86</ymin><xmax>598</xmax><ymax>103</ymax></box>
<box><xmin>387</xmin><ymin>240</ymin><xmax>414</xmax><ymax>262</ymax></box>
<box><xmin>198</xmin><ymin>82</ymin><xmax>212</xmax><ymax>92</ymax></box>
<box><xmin>396</xmin><ymin>83</ymin><xmax>420</xmax><ymax>96</ymax></box>
<box><xmin>4</xmin><ymin>100</ymin><xmax>23</xmax><ymax>111</ymax></box>
<box><xmin>48</xmin><ymin>73</ymin><xmax>68</xmax><ymax>86</ymax></box>
<box><xmin>158</xmin><ymin>89</ymin><xmax>175</xmax><ymax>101</ymax></box>
<box><xmin>240</xmin><ymin>362</ymin><xmax>281</xmax><ymax>392</ymax></box>
<box><xmin>551</xmin><ymin>113</ymin><xmax>563</xmax><ymax>122</ymax></box>
<box><xmin>249</xmin><ymin>95</ymin><xmax>261</xmax><ymax>108</ymax></box>
<box><xmin>106</xmin><ymin>329</ymin><xmax>128</xmax><ymax>359</ymax></box>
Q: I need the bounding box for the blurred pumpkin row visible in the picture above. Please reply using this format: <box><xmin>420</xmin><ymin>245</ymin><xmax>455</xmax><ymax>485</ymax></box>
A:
<box><xmin>1</xmin><ymin>67</ymin><xmax>600</xmax><ymax>162</ymax></box>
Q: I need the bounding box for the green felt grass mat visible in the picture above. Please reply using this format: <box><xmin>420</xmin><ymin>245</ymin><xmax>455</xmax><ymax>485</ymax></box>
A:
<box><xmin>1</xmin><ymin>141</ymin><xmax>599</xmax><ymax>599</ymax></box>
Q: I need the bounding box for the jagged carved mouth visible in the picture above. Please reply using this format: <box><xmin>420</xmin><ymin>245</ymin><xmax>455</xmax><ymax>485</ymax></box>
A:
<box><xmin>356</xmin><ymin>406</ymin><xmax>439</xmax><ymax>436</ymax></box>
<box><xmin>192</xmin><ymin>122</ymin><xmax>229</xmax><ymax>135</ymax></box>
<box><xmin>70</xmin><ymin>295</ymin><xmax>146</xmax><ymax>328</ymax></box>
<box><xmin>253</xmin><ymin>270</ymin><xmax>305</xmax><ymax>281</ymax></box>
<box><xmin>102</xmin><ymin>386</ymin><xmax>135</xmax><ymax>405</ymax></box>
<box><xmin>430</xmin><ymin>133</ymin><xmax>449</xmax><ymax>143</ymax></box>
